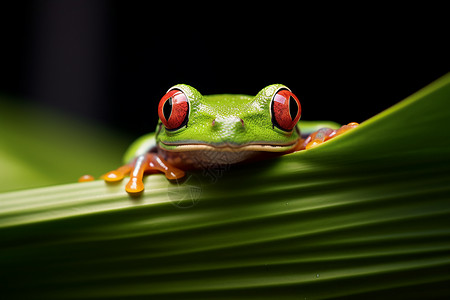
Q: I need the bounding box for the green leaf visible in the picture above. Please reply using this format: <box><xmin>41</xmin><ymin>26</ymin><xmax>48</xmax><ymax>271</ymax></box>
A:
<box><xmin>0</xmin><ymin>101</ymin><xmax>131</xmax><ymax>192</ymax></box>
<box><xmin>1</xmin><ymin>74</ymin><xmax>450</xmax><ymax>299</ymax></box>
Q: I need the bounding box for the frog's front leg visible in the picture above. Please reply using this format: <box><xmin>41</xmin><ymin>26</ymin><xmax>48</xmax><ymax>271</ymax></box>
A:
<box><xmin>103</xmin><ymin>153</ymin><xmax>185</xmax><ymax>194</ymax></box>
<box><xmin>301</xmin><ymin>122</ymin><xmax>359</xmax><ymax>150</ymax></box>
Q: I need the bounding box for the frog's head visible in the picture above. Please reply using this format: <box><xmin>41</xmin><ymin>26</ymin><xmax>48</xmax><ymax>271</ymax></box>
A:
<box><xmin>155</xmin><ymin>84</ymin><xmax>301</xmax><ymax>155</ymax></box>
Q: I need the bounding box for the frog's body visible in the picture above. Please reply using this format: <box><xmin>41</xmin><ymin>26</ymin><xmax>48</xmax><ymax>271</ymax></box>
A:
<box><xmin>82</xmin><ymin>84</ymin><xmax>358</xmax><ymax>194</ymax></box>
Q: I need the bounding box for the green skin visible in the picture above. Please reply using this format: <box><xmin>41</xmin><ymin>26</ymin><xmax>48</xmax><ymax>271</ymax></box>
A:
<box><xmin>123</xmin><ymin>84</ymin><xmax>340</xmax><ymax>168</ymax></box>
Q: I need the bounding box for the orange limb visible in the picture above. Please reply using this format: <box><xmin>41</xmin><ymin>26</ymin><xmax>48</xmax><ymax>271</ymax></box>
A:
<box><xmin>146</xmin><ymin>154</ymin><xmax>186</xmax><ymax>180</ymax></box>
<box><xmin>300</xmin><ymin>122</ymin><xmax>359</xmax><ymax>150</ymax></box>
<box><xmin>125</xmin><ymin>154</ymin><xmax>148</xmax><ymax>194</ymax></box>
<box><xmin>103</xmin><ymin>153</ymin><xmax>185</xmax><ymax>194</ymax></box>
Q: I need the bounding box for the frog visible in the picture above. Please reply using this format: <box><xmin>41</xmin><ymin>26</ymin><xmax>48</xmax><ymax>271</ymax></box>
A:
<box><xmin>79</xmin><ymin>84</ymin><xmax>358</xmax><ymax>194</ymax></box>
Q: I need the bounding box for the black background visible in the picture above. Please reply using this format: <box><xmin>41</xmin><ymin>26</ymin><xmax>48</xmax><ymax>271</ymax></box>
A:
<box><xmin>1</xmin><ymin>1</ymin><xmax>448</xmax><ymax>136</ymax></box>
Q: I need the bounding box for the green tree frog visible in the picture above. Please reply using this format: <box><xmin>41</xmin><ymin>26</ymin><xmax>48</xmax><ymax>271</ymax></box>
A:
<box><xmin>80</xmin><ymin>84</ymin><xmax>358</xmax><ymax>194</ymax></box>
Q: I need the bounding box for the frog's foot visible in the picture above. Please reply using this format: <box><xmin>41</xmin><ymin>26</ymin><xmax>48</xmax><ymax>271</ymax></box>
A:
<box><xmin>103</xmin><ymin>153</ymin><xmax>185</xmax><ymax>194</ymax></box>
<box><xmin>303</xmin><ymin>122</ymin><xmax>359</xmax><ymax>149</ymax></box>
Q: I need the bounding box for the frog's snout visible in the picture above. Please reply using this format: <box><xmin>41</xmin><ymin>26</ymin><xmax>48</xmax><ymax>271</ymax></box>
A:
<box><xmin>212</xmin><ymin>116</ymin><xmax>245</xmax><ymax>129</ymax></box>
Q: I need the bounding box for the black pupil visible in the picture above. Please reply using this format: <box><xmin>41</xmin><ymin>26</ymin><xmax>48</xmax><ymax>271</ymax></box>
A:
<box><xmin>163</xmin><ymin>97</ymin><xmax>172</xmax><ymax>120</ymax></box>
<box><xmin>289</xmin><ymin>96</ymin><xmax>298</xmax><ymax>120</ymax></box>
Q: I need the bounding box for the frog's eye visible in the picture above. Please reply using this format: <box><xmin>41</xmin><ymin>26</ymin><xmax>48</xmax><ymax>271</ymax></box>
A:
<box><xmin>270</xmin><ymin>89</ymin><xmax>301</xmax><ymax>131</ymax></box>
<box><xmin>158</xmin><ymin>89</ymin><xmax>190</xmax><ymax>130</ymax></box>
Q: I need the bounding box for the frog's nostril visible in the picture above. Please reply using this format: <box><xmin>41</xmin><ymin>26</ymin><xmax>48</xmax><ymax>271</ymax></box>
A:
<box><xmin>239</xmin><ymin>118</ymin><xmax>244</xmax><ymax>127</ymax></box>
<box><xmin>212</xmin><ymin>119</ymin><xmax>216</xmax><ymax>126</ymax></box>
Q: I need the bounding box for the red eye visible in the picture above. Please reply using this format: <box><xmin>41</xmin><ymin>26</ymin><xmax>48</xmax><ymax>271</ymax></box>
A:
<box><xmin>158</xmin><ymin>89</ymin><xmax>189</xmax><ymax>130</ymax></box>
<box><xmin>271</xmin><ymin>89</ymin><xmax>301</xmax><ymax>131</ymax></box>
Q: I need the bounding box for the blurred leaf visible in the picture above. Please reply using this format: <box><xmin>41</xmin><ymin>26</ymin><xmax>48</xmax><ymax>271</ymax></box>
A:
<box><xmin>0</xmin><ymin>101</ymin><xmax>132</xmax><ymax>192</ymax></box>
<box><xmin>1</xmin><ymin>74</ymin><xmax>450</xmax><ymax>299</ymax></box>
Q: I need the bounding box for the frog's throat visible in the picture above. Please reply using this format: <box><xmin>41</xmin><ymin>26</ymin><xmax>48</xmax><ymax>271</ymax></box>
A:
<box><xmin>158</xmin><ymin>140</ymin><xmax>299</xmax><ymax>153</ymax></box>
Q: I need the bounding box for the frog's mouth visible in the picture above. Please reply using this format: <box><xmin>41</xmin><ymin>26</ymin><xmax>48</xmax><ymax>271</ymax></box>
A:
<box><xmin>158</xmin><ymin>140</ymin><xmax>299</xmax><ymax>153</ymax></box>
